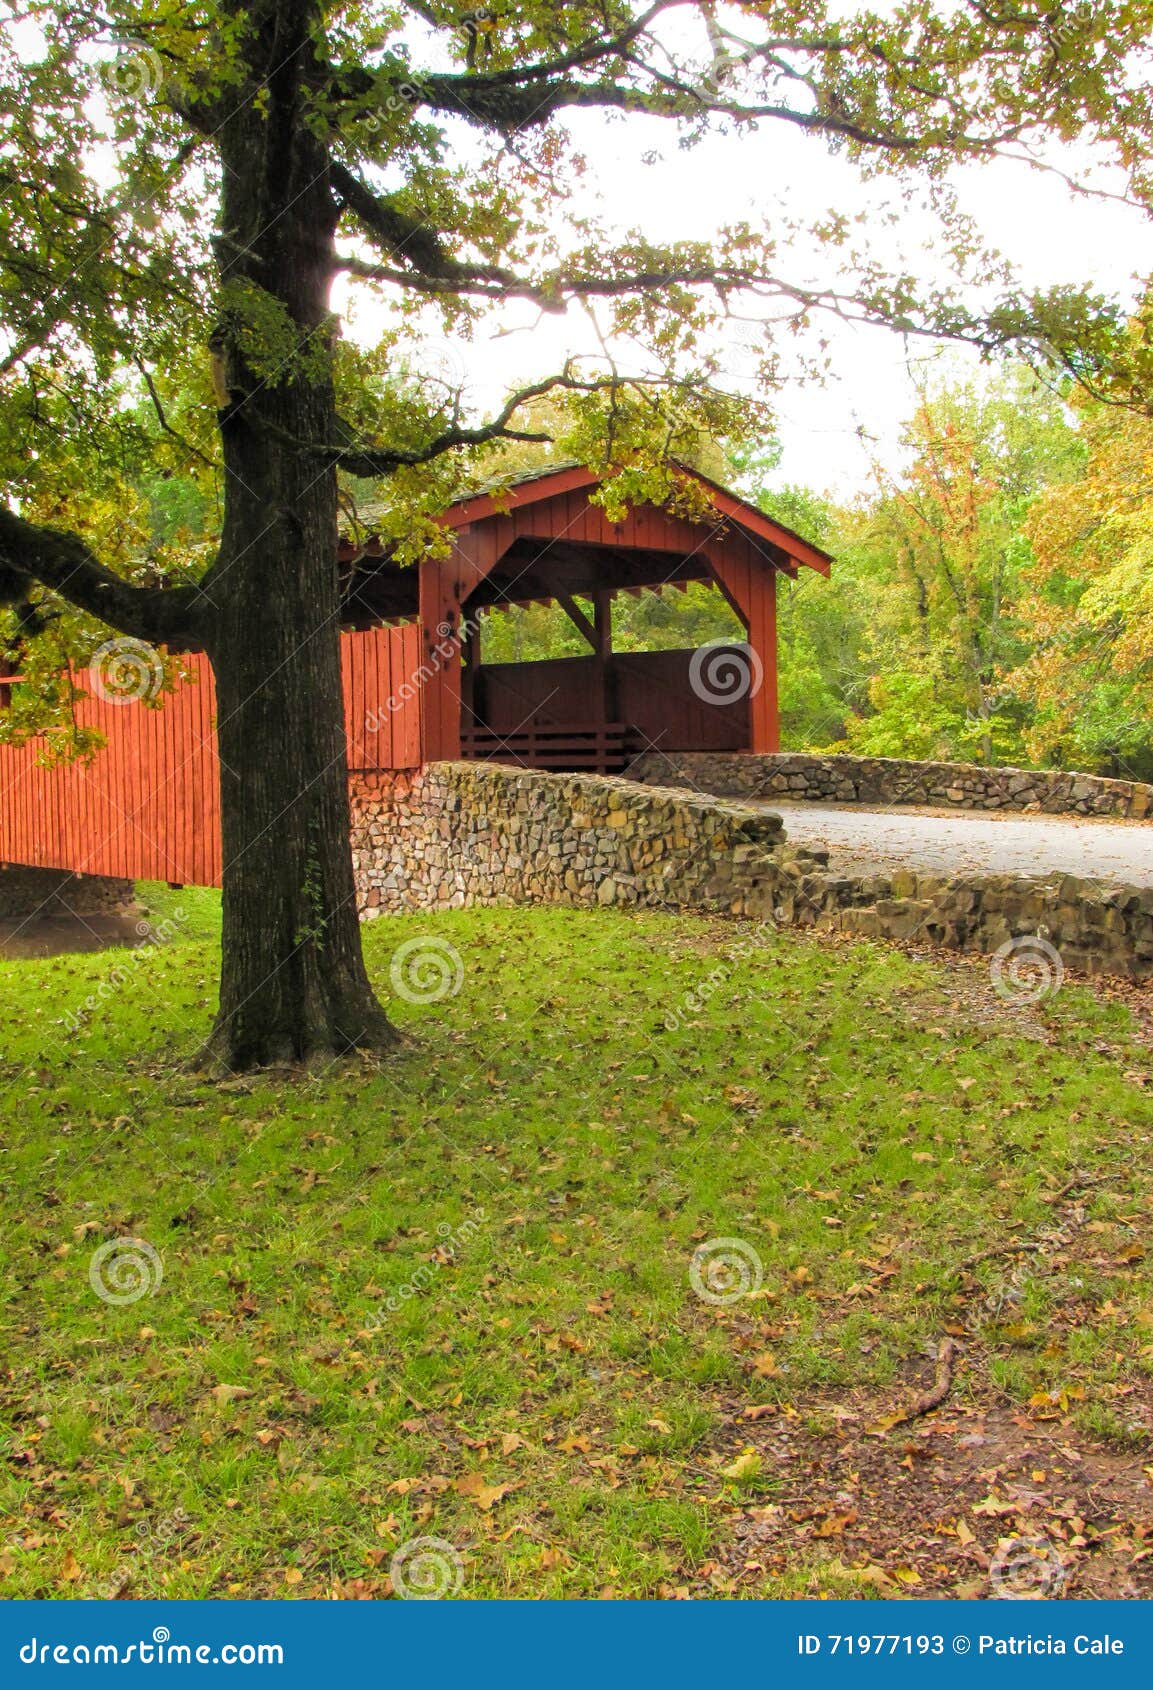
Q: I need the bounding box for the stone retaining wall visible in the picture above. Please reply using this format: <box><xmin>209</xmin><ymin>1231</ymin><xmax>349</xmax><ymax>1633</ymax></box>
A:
<box><xmin>350</xmin><ymin>762</ymin><xmax>785</xmax><ymax>915</ymax></box>
<box><xmin>350</xmin><ymin>762</ymin><xmax>1153</xmax><ymax>979</ymax></box>
<box><xmin>755</xmin><ymin>861</ymin><xmax>1153</xmax><ymax>980</ymax></box>
<box><xmin>626</xmin><ymin>750</ymin><xmax>1153</xmax><ymax>821</ymax></box>
<box><xmin>0</xmin><ymin>865</ymin><xmax>137</xmax><ymax>919</ymax></box>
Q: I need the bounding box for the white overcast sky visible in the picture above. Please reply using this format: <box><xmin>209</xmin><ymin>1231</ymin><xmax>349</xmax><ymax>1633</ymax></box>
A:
<box><xmin>11</xmin><ymin>6</ymin><xmax>1152</xmax><ymax>498</ymax></box>
<box><xmin>342</xmin><ymin>100</ymin><xmax>1153</xmax><ymax>497</ymax></box>
<box><xmin>339</xmin><ymin>0</ymin><xmax>1153</xmax><ymax>497</ymax></box>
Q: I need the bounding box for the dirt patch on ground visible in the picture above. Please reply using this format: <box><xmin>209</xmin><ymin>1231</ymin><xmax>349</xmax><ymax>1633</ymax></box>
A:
<box><xmin>910</xmin><ymin>945</ymin><xmax>1153</xmax><ymax>1057</ymax></box>
<box><xmin>0</xmin><ymin>913</ymin><xmax>145</xmax><ymax>960</ymax></box>
<box><xmin>820</xmin><ymin>924</ymin><xmax>1153</xmax><ymax>1053</ymax></box>
<box><xmin>704</xmin><ymin>1375</ymin><xmax>1153</xmax><ymax>1600</ymax></box>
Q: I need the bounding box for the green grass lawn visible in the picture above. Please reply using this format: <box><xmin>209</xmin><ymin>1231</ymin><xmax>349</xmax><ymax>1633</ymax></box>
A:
<box><xmin>1</xmin><ymin>889</ymin><xmax>1151</xmax><ymax>1598</ymax></box>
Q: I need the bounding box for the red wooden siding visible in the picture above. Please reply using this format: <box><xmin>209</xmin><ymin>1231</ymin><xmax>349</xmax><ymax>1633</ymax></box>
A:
<box><xmin>417</xmin><ymin>557</ymin><xmax>463</xmax><ymax>763</ymax></box>
<box><xmin>706</xmin><ymin>535</ymin><xmax>779</xmax><ymax>752</ymax></box>
<box><xmin>0</xmin><ymin>627</ymin><xmax>423</xmax><ymax>888</ymax></box>
<box><xmin>434</xmin><ymin>489</ymin><xmax>793</xmax><ymax>757</ymax></box>
<box><xmin>0</xmin><ymin>471</ymin><xmax>823</xmax><ymax>884</ymax></box>
<box><xmin>475</xmin><ymin>655</ymin><xmax>601</xmax><ymax>741</ymax></box>
<box><xmin>614</xmin><ymin>650</ymin><xmax>749</xmax><ymax>751</ymax></box>
<box><xmin>0</xmin><ymin>652</ymin><xmax>221</xmax><ymax>886</ymax></box>
<box><xmin>490</xmin><ymin>491</ymin><xmax>735</xmax><ymax>563</ymax></box>
<box><xmin>344</xmin><ymin>624</ymin><xmax>422</xmax><ymax>771</ymax></box>
<box><xmin>440</xmin><ymin>461</ymin><xmax>831</xmax><ymax>579</ymax></box>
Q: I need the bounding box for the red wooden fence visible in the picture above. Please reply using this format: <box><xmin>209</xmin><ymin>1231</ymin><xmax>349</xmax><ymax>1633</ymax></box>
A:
<box><xmin>0</xmin><ymin>625</ymin><xmax>423</xmax><ymax>888</ymax></box>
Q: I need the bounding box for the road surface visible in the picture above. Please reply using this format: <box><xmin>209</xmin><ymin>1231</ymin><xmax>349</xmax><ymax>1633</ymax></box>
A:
<box><xmin>764</xmin><ymin>801</ymin><xmax>1153</xmax><ymax>887</ymax></box>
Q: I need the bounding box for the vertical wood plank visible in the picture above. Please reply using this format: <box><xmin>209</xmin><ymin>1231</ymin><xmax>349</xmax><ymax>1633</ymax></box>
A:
<box><xmin>418</xmin><ymin>556</ymin><xmax>461</xmax><ymax>763</ymax></box>
<box><xmin>707</xmin><ymin>534</ymin><xmax>780</xmax><ymax>754</ymax></box>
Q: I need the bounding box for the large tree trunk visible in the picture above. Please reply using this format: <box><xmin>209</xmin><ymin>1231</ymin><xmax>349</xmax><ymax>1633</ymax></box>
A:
<box><xmin>198</xmin><ymin>0</ymin><xmax>397</xmax><ymax>1069</ymax></box>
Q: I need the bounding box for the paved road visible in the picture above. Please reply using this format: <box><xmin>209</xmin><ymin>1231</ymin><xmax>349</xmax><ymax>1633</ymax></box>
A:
<box><xmin>764</xmin><ymin>801</ymin><xmax>1153</xmax><ymax>888</ymax></box>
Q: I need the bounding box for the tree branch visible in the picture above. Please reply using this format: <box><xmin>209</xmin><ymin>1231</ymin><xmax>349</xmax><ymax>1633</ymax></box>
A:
<box><xmin>336</xmin><ymin>238</ymin><xmax>1034</xmax><ymax>361</ymax></box>
<box><xmin>0</xmin><ymin>508</ymin><xmax>205</xmax><ymax>647</ymax></box>
<box><xmin>413</xmin><ymin>68</ymin><xmax>1018</xmax><ymax>156</ymax></box>
<box><xmin>329</xmin><ymin>160</ymin><xmax>517</xmax><ymax>286</ymax></box>
<box><xmin>332</xmin><ymin>248</ymin><xmax>782</xmax><ymax>309</ymax></box>
<box><xmin>136</xmin><ymin>360</ymin><xmax>219</xmax><ymax>471</ymax></box>
<box><xmin>253</xmin><ymin>370</ymin><xmax>649</xmax><ymax>475</ymax></box>
<box><xmin>324</xmin><ymin>1</ymin><xmax>1063</xmax><ymax>159</ymax></box>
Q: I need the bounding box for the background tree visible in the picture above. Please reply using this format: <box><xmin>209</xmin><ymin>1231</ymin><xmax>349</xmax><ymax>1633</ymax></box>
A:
<box><xmin>843</xmin><ymin>369</ymin><xmax>1082</xmax><ymax>763</ymax></box>
<box><xmin>1006</xmin><ymin>384</ymin><xmax>1153</xmax><ymax>779</ymax></box>
<box><xmin>2</xmin><ymin>0</ymin><xmax>1152</xmax><ymax>1068</ymax></box>
<box><xmin>730</xmin><ymin>444</ymin><xmax>864</xmax><ymax>747</ymax></box>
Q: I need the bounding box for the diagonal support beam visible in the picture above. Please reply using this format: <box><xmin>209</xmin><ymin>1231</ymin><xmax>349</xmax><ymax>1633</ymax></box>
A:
<box><xmin>555</xmin><ymin>591</ymin><xmax>599</xmax><ymax>650</ymax></box>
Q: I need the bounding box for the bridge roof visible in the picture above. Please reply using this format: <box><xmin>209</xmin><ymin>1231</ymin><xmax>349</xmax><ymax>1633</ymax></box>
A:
<box><xmin>339</xmin><ymin>459</ymin><xmax>831</xmax><ymax>626</ymax></box>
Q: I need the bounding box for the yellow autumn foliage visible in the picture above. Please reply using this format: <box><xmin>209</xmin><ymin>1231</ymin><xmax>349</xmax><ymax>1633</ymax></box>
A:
<box><xmin>1007</xmin><ymin>394</ymin><xmax>1153</xmax><ymax>770</ymax></box>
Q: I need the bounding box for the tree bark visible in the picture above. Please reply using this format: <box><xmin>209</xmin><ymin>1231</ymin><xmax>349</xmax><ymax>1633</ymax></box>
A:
<box><xmin>196</xmin><ymin>0</ymin><xmax>397</xmax><ymax>1068</ymax></box>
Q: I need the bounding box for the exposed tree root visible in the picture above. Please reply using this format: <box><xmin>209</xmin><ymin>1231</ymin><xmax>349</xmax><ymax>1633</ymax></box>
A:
<box><xmin>876</xmin><ymin>1338</ymin><xmax>961</xmax><ymax>1431</ymax></box>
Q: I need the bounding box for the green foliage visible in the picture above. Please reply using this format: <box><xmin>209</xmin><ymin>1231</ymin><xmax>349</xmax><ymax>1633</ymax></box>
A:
<box><xmin>844</xmin><ymin>671</ymin><xmax>987</xmax><ymax>762</ymax></box>
<box><xmin>481</xmin><ymin>582</ymin><xmax>742</xmax><ymax>666</ymax></box>
<box><xmin>737</xmin><ymin>364</ymin><xmax>1115</xmax><ymax>769</ymax></box>
<box><xmin>218</xmin><ymin>281</ymin><xmax>337</xmax><ymax>389</ymax></box>
<box><xmin>1004</xmin><ymin>378</ymin><xmax>1153</xmax><ymax>780</ymax></box>
<box><xmin>4</xmin><ymin>1</ymin><xmax>1153</xmax><ymax>778</ymax></box>
<box><xmin>775</xmin><ymin>625</ymin><xmax>846</xmax><ymax>749</ymax></box>
<box><xmin>728</xmin><ymin>364</ymin><xmax>1153</xmax><ymax>777</ymax></box>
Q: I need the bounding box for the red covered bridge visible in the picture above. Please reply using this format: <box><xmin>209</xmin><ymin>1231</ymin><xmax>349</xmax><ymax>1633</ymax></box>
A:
<box><xmin>0</xmin><ymin>463</ymin><xmax>830</xmax><ymax>889</ymax></box>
